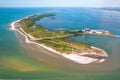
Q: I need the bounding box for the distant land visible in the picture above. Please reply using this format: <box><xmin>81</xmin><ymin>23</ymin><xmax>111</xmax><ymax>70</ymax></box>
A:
<box><xmin>99</xmin><ymin>7</ymin><xmax>120</xmax><ymax>11</ymax></box>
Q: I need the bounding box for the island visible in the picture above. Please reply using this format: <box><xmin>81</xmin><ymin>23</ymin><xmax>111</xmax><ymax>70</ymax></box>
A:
<box><xmin>10</xmin><ymin>13</ymin><xmax>117</xmax><ymax>64</ymax></box>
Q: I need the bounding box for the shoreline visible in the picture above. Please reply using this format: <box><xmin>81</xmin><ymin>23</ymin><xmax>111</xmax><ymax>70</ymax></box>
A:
<box><xmin>10</xmin><ymin>19</ymin><xmax>108</xmax><ymax>64</ymax></box>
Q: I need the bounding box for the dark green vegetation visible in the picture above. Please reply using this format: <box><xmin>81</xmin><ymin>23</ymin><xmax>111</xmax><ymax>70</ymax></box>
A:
<box><xmin>19</xmin><ymin>14</ymin><xmax>70</xmax><ymax>38</ymax></box>
<box><xmin>64</xmin><ymin>30</ymin><xmax>84</xmax><ymax>36</ymax></box>
<box><xmin>18</xmin><ymin>13</ymin><xmax>92</xmax><ymax>54</ymax></box>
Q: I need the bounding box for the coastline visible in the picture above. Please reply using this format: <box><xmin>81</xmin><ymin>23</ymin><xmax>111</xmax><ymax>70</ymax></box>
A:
<box><xmin>10</xmin><ymin>19</ymin><xmax>108</xmax><ymax>64</ymax></box>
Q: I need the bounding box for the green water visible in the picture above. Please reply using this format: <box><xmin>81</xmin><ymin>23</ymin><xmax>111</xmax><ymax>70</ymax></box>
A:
<box><xmin>0</xmin><ymin>8</ymin><xmax>120</xmax><ymax>80</ymax></box>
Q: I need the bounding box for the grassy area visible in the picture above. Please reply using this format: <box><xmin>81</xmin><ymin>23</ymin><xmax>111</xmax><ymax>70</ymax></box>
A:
<box><xmin>69</xmin><ymin>41</ymin><xmax>92</xmax><ymax>53</ymax></box>
<box><xmin>37</xmin><ymin>38</ymin><xmax>75</xmax><ymax>54</ymax></box>
<box><xmin>18</xmin><ymin>13</ymin><xmax>92</xmax><ymax>54</ymax></box>
<box><xmin>19</xmin><ymin>14</ymin><xmax>69</xmax><ymax>38</ymax></box>
<box><xmin>37</xmin><ymin>38</ymin><xmax>91</xmax><ymax>54</ymax></box>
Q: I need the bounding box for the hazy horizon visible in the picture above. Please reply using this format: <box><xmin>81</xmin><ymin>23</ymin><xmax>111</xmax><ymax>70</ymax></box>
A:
<box><xmin>0</xmin><ymin>0</ymin><xmax>120</xmax><ymax>8</ymax></box>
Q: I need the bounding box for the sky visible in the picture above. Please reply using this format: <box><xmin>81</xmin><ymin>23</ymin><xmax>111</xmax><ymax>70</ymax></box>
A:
<box><xmin>0</xmin><ymin>0</ymin><xmax>120</xmax><ymax>7</ymax></box>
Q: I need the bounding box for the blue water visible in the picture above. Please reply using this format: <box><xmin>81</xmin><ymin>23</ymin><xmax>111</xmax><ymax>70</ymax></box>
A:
<box><xmin>36</xmin><ymin>8</ymin><xmax>120</xmax><ymax>34</ymax></box>
<box><xmin>0</xmin><ymin>8</ymin><xmax>47</xmax><ymax>57</ymax></box>
<box><xmin>0</xmin><ymin>8</ymin><xmax>120</xmax><ymax>79</ymax></box>
<box><xmin>36</xmin><ymin>8</ymin><xmax>101</xmax><ymax>30</ymax></box>
<box><xmin>37</xmin><ymin>7</ymin><xmax>120</xmax><ymax>54</ymax></box>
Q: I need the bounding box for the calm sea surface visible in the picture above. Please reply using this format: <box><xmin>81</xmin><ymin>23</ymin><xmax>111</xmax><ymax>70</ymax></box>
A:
<box><xmin>0</xmin><ymin>8</ymin><xmax>120</xmax><ymax>80</ymax></box>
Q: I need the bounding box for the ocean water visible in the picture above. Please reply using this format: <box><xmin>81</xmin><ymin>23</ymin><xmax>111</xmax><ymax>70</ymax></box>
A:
<box><xmin>0</xmin><ymin>7</ymin><xmax>120</xmax><ymax>80</ymax></box>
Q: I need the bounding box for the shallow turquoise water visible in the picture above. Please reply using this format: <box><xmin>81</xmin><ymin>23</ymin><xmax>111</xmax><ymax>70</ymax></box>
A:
<box><xmin>0</xmin><ymin>8</ymin><xmax>120</xmax><ymax>80</ymax></box>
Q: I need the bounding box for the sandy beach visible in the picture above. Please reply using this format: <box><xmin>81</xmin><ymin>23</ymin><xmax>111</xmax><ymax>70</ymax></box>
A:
<box><xmin>10</xmin><ymin>20</ymin><xmax>108</xmax><ymax>64</ymax></box>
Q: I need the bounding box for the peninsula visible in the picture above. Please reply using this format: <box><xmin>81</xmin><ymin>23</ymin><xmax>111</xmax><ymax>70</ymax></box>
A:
<box><xmin>10</xmin><ymin>13</ymin><xmax>116</xmax><ymax>64</ymax></box>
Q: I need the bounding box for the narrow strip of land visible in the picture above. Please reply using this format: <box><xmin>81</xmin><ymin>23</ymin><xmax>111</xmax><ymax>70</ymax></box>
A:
<box><xmin>10</xmin><ymin>13</ymin><xmax>118</xmax><ymax>64</ymax></box>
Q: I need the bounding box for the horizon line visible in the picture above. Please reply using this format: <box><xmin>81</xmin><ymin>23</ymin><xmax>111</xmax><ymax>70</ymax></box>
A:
<box><xmin>0</xmin><ymin>6</ymin><xmax>120</xmax><ymax>8</ymax></box>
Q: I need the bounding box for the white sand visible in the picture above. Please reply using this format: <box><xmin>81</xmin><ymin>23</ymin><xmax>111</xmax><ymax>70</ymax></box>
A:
<box><xmin>10</xmin><ymin>20</ymin><xmax>108</xmax><ymax>64</ymax></box>
<box><xmin>10</xmin><ymin>20</ymin><xmax>20</xmax><ymax>31</ymax></box>
<box><xmin>62</xmin><ymin>54</ymin><xmax>98</xmax><ymax>64</ymax></box>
